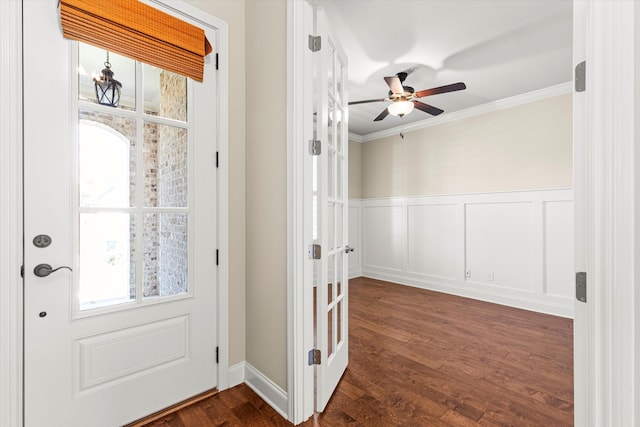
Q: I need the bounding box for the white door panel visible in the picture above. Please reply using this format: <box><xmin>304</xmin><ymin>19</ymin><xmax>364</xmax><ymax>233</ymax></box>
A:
<box><xmin>23</xmin><ymin>2</ymin><xmax>218</xmax><ymax>426</ymax></box>
<box><xmin>314</xmin><ymin>8</ymin><xmax>349</xmax><ymax>413</ymax></box>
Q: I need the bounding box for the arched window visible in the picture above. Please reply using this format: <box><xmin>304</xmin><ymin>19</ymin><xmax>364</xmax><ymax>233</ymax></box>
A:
<box><xmin>79</xmin><ymin>120</ymin><xmax>130</xmax><ymax>207</ymax></box>
<box><xmin>78</xmin><ymin>120</ymin><xmax>132</xmax><ymax>307</ymax></box>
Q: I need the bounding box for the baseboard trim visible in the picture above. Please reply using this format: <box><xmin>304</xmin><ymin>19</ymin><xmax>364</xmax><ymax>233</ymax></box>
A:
<box><xmin>228</xmin><ymin>361</ymin><xmax>245</xmax><ymax>388</ymax></box>
<box><xmin>244</xmin><ymin>362</ymin><xmax>289</xmax><ymax>420</ymax></box>
<box><xmin>362</xmin><ymin>270</ymin><xmax>574</xmax><ymax>318</ymax></box>
<box><xmin>348</xmin><ymin>269</ymin><xmax>363</xmax><ymax>279</ymax></box>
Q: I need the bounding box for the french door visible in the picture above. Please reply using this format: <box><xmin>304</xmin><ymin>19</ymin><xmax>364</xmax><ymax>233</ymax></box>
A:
<box><xmin>23</xmin><ymin>2</ymin><xmax>218</xmax><ymax>426</ymax></box>
<box><xmin>313</xmin><ymin>7</ymin><xmax>349</xmax><ymax>413</ymax></box>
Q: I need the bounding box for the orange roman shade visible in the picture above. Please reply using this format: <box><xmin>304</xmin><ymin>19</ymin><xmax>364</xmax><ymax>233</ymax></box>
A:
<box><xmin>59</xmin><ymin>0</ymin><xmax>212</xmax><ymax>82</ymax></box>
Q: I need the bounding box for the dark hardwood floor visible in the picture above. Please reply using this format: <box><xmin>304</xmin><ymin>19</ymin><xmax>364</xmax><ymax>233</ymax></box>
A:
<box><xmin>142</xmin><ymin>277</ymin><xmax>573</xmax><ymax>426</ymax></box>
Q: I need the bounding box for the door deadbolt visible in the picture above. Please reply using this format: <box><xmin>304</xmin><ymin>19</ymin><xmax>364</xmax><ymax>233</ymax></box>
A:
<box><xmin>33</xmin><ymin>234</ymin><xmax>52</xmax><ymax>248</ymax></box>
<box><xmin>33</xmin><ymin>264</ymin><xmax>72</xmax><ymax>277</ymax></box>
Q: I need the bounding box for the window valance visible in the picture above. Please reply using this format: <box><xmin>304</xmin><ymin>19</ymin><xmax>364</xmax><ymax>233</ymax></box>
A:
<box><xmin>60</xmin><ymin>0</ymin><xmax>212</xmax><ymax>82</ymax></box>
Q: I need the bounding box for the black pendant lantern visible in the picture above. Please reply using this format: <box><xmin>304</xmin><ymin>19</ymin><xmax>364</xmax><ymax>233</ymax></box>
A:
<box><xmin>93</xmin><ymin>52</ymin><xmax>122</xmax><ymax>107</ymax></box>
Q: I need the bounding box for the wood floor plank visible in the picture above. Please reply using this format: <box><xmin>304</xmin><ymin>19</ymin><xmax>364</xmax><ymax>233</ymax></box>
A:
<box><xmin>141</xmin><ymin>277</ymin><xmax>573</xmax><ymax>426</ymax></box>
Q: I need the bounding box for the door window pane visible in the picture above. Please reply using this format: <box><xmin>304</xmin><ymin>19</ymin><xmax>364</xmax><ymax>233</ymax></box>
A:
<box><xmin>143</xmin><ymin>213</ymin><xmax>188</xmax><ymax>298</ymax></box>
<box><xmin>79</xmin><ymin>114</ymin><xmax>136</xmax><ymax>208</ymax></box>
<box><xmin>144</xmin><ymin>123</ymin><xmax>188</xmax><ymax>208</ymax></box>
<box><xmin>336</xmin><ymin>204</ymin><xmax>343</xmax><ymax>248</ymax></box>
<box><xmin>328</xmin><ymin>150</ymin><xmax>334</xmax><ymax>200</ymax></box>
<box><xmin>337</xmin><ymin>63</ymin><xmax>344</xmax><ymax>105</ymax></box>
<box><xmin>336</xmin><ymin>155</ymin><xmax>343</xmax><ymax>202</ymax></box>
<box><xmin>327</xmin><ymin>44</ymin><xmax>335</xmax><ymax>95</ymax></box>
<box><xmin>79</xmin><ymin>213</ymin><xmax>135</xmax><ymax>309</ymax></box>
<box><xmin>143</xmin><ymin>64</ymin><xmax>187</xmax><ymax>121</ymax></box>
<box><xmin>328</xmin><ymin>308</ymin><xmax>334</xmax><ymax>357</ymax></box>
<box><xmin>78</xmin><ymin>43</ymin><xmax>135</xmax><ymax>111</ymax></box>
<box><xmin>328</xmin><ymin>202</ymin><xmax>335</xmax><ymax>251</ymax></box>
<box><xmin>327</xmin><ymin>101</ymin><xmax>334</xmax><ymax>148</ymax></box>
<box><xmin>337</xmin><ymin>300</ymin><xmax>343</xmax><ymax>345</ymax></box>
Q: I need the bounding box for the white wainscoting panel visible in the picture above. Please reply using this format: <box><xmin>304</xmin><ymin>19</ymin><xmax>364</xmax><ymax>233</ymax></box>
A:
<box><xmin>465</xmin><ymin>202</ymin><xmax>534</xmax><ymax>292</ymax></box>
<box><xmin>407</xmin><ymin>203</ymin><xmax>462</xmax><ymax>281</ymax></box>
<box><xmin>348</xmin><ymin>200</ymin><xmax>363</xmax><ymax>278</ymax></box>
<box><xmin>363</xmin><ymin>205</ymin><xmax>405</xmax><ymax>272</ymax></box>
<box><xmin>544</xmin><ymin>201</ymin><xmax>574</xmax><ymax>298</ymax></box>
<box><xmin>360</xmin><ymin>189</ymin><xmax>574</xmax><ymax>318</ymax></box>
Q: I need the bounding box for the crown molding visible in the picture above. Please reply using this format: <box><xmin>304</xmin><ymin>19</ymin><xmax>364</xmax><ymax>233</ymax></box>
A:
<box><xmin>353</xmin><ymin>82</ymin><xmax>572</xmax><ymax>143</ymax></box>
<box><xmin>348</xmin><ymin>132</ymin><xmax>364</xmax><ymax>143</ymax></box>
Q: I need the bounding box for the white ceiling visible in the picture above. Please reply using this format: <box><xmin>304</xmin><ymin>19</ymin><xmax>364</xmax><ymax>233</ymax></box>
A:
<box><xmin>318</xmin><ymin>0</ymin><xmax>573</xmax><ymax>137</ymax></box>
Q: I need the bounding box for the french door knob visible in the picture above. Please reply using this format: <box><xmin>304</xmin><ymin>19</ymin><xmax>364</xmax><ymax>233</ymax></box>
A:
<box><xmin>33</xmin><ymin>263</ymin><xmax>72</xmax><ymax>277</ymax></box>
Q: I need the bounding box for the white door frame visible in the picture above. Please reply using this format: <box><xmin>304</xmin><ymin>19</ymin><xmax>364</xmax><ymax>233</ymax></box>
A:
<box><xmin>0</xmin><ymin>1</ymin><xmax>230</xmax><ymax>425</ymax></box>
<box><xmin>284</xmin><ymin>0</ymin><xmax>640</xmax><ymax>425</ymax></box>
<box><xmin>0</xmin><ymin>1</ymin><xmax>24</xmax><ymax>425</ymax></box>
<box><xmin>286</xmin><ymin>0</ymin><xmax>315</xmax><ymax>423</ymax></box>
<box><xmin>146</xmin><ymin>0</ymin><xmax>232</xmax><ymax>393</ymax></box>
<box><xmin>574</xmin><ymin>1</ymin><xmax>638</xmax><ymax>424</ymax></box>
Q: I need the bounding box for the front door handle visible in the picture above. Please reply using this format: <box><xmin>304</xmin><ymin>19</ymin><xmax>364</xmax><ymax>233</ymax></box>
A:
<box><xmin>33</xmin><ymin>263</ymin><xmax>72</xmax><ymax>277</ymax></box>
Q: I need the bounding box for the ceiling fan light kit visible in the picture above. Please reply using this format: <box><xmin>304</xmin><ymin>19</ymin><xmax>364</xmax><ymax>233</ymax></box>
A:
<box><xmin>388</xmin><ymin>100</ymin><xmax>414</xmax><ymax>117</ymax></box>
<box><xmin>349</xmin><ymin>70</ymin><xmax>467</xmax><ymax>122</ymax></box>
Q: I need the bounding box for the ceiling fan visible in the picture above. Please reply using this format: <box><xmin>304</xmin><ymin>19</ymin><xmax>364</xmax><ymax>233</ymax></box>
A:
<box><xmin>349</xmin><ymin>71</ymin><xmax>467</xmax><ymax>121</ymax></box>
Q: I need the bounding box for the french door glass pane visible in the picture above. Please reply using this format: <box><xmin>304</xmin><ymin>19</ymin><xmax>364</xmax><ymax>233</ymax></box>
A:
<box><xmin>144</xmin><ymin>123</ymin><xmax>188</xmax><ymax>208</ymax></box>
<box><xmin>336</xmin><ymin>108</ymin><xmax>343</xmax><ymax>153</ymax></box>
<box><xmin>328</xmin><ymin>150</ymin><xmax>334</xmax><ymax>200</ymax></box>
<box><xmin>143</xmin><ymin>64</ymin><xmax>187</xmax><ymax>121</ymax></box>
<box><xmin>143</xmin><ymin>213</ymin><xmax>188</xmax><ymax>298</ymax></box>
<box><xmin>79</xmin><ymin>213</ymin><xmax>135</xmax><ymax>309</ymax></box>
<box><xmin>336</xmin><ymin>204</ymin><xmax>343</xmax><ymax>248</ymax></box>
<box><xmin>328</xmin><ymin>308</ymin><xmax>334</xmax><ymax>357</ymax></box>
<box><xmin>328</xmin><ymin>203</ymin><xmax>335</xmax><ymax>251</ymax></box>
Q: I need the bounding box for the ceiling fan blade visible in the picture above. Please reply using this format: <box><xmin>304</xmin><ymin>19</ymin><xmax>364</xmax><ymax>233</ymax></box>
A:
<box><xmin>413</xmin><ymin>101</ymin><xmax>444</xmax><ymax>116</ymax></box>
<box><xmin>415</xmin><ymin>82</ymin><xmax>467</xmax><ymax>98</ymax></box>
<box><xmin>384</xmin><ymin>76</ymin><xmax>404</xmax><ymax>94</ymax></box>
<box><xmin>373</xmin><ymin>108</ymin><xmax>390</xmax><ymax>121</ymax></box>
<box><xmin>349</xmin><ymin>98</ymin><xmax>387</xmax><ymax>105</ymax></box>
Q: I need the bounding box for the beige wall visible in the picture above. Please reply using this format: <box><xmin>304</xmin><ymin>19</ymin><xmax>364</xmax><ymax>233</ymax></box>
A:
<box><xmin>361</xmin><ymin>94</ymin><xmax>573</xmax><ymax>198</ymax></box>
<box><xmin>185</xmin><ymin>0</ymin><xmax>246</xmax><ymax>366</ymax></box>
<box><xmin>244</xmin><ymin>0</ymin><xmax>288</xmax><ymax>390</ymax></box>
<box><xmin>188</xmin><ymin>0</ymin><xmax>287</xmax><ymax>392</ymax></box>
<box><xmin>348</xmin><ymin>139</ymin><xmax>362</xmax><ymax>199</ymax></box>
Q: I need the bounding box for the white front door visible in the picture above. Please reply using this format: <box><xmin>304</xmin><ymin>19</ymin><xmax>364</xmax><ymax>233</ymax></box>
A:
<box><xmin>23</xmin><ymin>2</ymin><xmax>218</xmax><ymax>426</ymax></box>
<box><xmin>313</xmin><ymin>8</ymin><xmax>349</xmax><ymax>413</ymax></box>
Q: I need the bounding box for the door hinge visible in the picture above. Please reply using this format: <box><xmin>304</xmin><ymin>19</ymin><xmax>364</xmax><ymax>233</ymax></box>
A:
<box><xmin>215</xmin><ymin>53</ymin><xmax>219</xmax><ymax>70</ymax></box>
<box><xmin>308</xmin><ymin>35</ymin><xmax>321</xmax><ymax>52</ymax></box>
<box><xmin>216</xmin><ymin>151</ymin><xmax>219</xmax><ymax>168</ymax></box>
<box><xmin>309</xmin><ymin>139</ymin><xmax>321</xmax><ymax>156</ymax></box>
<box><xmin>216</xmin><ymin>346</ymin><xmax>219</xmax><ymax>364</ymax></box>
<box><xmin>308</xmin><ymin>244</ymin><xmax>321</xmax><ymax>260</ymax></box>
<box><xmin>575</xmin><ymin>61</ymin><xmax>586</xmax><ymax>92</ymax></box>
<box><xmin>216</xmin><ymin>250</ymin><xmax>219</xmax><ymax>266</ymax></box>
<box><xmin>576</xmin><ymin>272</ymin><xmax>587</xmax><ymax>302</ymax></box>
<box><xmin>308</xmin><ymin>349</ymin><xmax>321</xmax><ymax>365</ymax></box>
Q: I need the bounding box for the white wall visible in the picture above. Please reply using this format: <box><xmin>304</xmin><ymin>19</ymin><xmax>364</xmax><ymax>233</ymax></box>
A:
<box><xmin>350</xmin><ymin>189</ymin><xmax>574</xmax><ymax>317</ymax></box>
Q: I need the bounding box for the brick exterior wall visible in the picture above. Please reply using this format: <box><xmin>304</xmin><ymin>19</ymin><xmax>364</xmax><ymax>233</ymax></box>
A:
<box><xmin>79</xmin><ymin>70</ymin><xmax>188</xmax><ymax>300</ymax></box>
